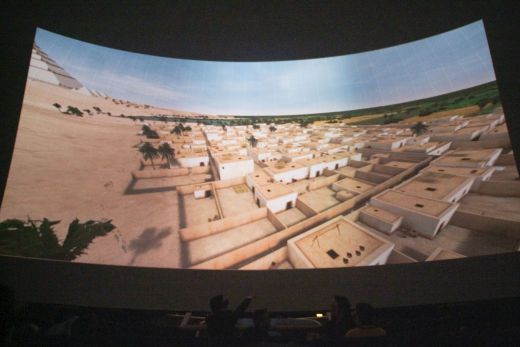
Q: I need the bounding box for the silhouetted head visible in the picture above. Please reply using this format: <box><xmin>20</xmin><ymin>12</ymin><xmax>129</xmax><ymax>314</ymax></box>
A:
<box><xmin>252</xmin><ymin>309</ymin><xmax>270</xmax><ymax>329</ymax></box>
<box><xmin>355</xmin><ymin>303</ymin><xmax>375</xmax><ymax>325</ymax></box>
<box><xmin>332</xmin><ymin>295</ymin><xmax>351</xmax><ymax>320</ymax></box>
<box><xmin>210</xmin><ymin>295</ymin><xmax>229</xmax><ymax>313</ymax></box>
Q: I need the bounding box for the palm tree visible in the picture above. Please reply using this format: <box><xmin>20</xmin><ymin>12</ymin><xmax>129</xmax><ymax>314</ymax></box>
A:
<box><xmin>269</xmin><ymin>126</ymin><xmax>277</xmax><ymax>133</ymax></box>
<box><xmin>0</xmin><ymin>218</ymin><xmax>115</xmax><ymax>260</ymax></box>
<box><xmin>171</xmin><ymin>125</ymin><xmax>183</xmax><ymax>136</ymax></box>
<box><xmin>139</xmin><ymin>142</ymin><xmax>159</xmax><ymax>169</ymax></box>
<box><xmin>158</xmin><ymin>142</ymin><xmax>175</xmax><ymax>167</ymax></box>
<box><xmin>411</xmin><ymin>121</ymin><xmax>429</xmax><ymax>136</ymax></box>
<box><xmin>247</xmin><ymin>135</ymin><xmax>258</xmax><ymax>148</ymax></box>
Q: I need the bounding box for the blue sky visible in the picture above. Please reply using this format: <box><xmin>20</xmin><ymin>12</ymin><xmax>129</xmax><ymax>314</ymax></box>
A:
<box><xmin>34</xmin><ymin>20</ymin><xmax>496</xmax><ymax>116</ymax></box>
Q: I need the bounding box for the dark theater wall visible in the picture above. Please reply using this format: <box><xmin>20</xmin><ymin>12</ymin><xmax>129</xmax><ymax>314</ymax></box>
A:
<box><xmin>1</xmin><ymin>1</ymin><xmax>519</xmax><ymax>311</ymax></box>
<box><xmin>1</xmin><ymin>253</ymin><xmax>519</xmax><ymax>311</ymax></box>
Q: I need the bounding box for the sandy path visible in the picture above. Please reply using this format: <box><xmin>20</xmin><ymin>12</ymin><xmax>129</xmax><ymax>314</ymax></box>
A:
<box><xmin>1</xmin><ymin>81</ymin><xmax>182</xmax><ymax>268</ymax></box>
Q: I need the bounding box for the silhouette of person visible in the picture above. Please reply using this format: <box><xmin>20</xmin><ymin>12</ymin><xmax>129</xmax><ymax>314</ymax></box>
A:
<box><xmin>206</xmin><ymin>294</ymin><xmax>254</xmax><ymax>346</ymax></box>
<box><xmin>322</xmin><ymin>295</ymin><xmax>355</xmax><ymax>342</ymax></box>
<box><xmin>346</xmin><ymin>303</ymin><xmax>386</xmax><ymax>338</ymax></box>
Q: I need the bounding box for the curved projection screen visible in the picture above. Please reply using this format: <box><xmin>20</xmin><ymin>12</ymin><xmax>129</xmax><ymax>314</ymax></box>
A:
<box><xmin>1</xmin><ymin>20</ymin><xmax>517</xmax><ymax>272</ymax></box>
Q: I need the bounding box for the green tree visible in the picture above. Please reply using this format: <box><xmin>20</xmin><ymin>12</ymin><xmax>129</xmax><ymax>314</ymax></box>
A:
<box><xmin>410</xmin><ymin>121</ymin><xmax>429</xmax><ymax>136</ymax></box>
<box><xmin>65</xmin><ymin>106</ymin><xmax>83</xmax><ymax>117</ymax></box>
<box><xmin>0</xmin><ymin>218</ymin><xmax>115</xmax><ymax>260</ymax></box>
<box><xmin>141</xmin><ymin>125</ymin><xmax>159</xmax><ymax>139</ymax></box>
<box><xmin>52</xmin><ymin>103</ymin><xmax>62</xmax><ymax>112</ymax></box>
<box><xmin>139</xmin><ymin>142</ymin><xmax>159</xmax><ymax>169</ymax></box>
<box><xmin>171</xmin><ymin>125</ymin><xmax>183</xmax><ymax>136</ymax></box>
<box><xmin>253</xmin><ymin>124</ymin><xmax>260</xmax><ymax>129</ymax></box>
<box><xmin>158</xmin><ymin>142</ymin><xmax>175</xmax><ymax>167</ymax></box>
<box><xmin>247</xmin><ymin>135</ymin><xmax>258</xmax><ymax>148</ymax></box>
<box><xmin>269</xmin><ymin>126</ymin><xmax>277</xmax><ymax>133</ymax></box>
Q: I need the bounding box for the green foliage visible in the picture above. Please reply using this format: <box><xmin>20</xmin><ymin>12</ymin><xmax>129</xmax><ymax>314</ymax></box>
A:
<box><xmin>269</xmin><ymin>126</ymin><xmax>277</xmax><ymax>132</ymax></box>
<box><xmin>142</xmin><ymin>125</ymin><xmax>159</xmax><ymax>139</ymax></box>
<box><xmin>52</xmin><ymin>103</ymin><xmax>62</xmax><ymax>110</ymax></box>
<box><xmin>247</xmin><ymin>135</ymin><xmax>258</xmax><ymax>148</ymax></box>
<box><xmin>411</xmin><ymin>122</ymin><xmax>429</xmax><ymax>136</ymax></box>
<box><xmin>158</xmin><ymin>142</ymin><xmax>175</xmax><ymax>165</ymax></box>
<box><xmin>0</xmin><ymin>218</ymin><xmax>115</xmax><ymax>260</ymax></box>
<box><xmin>139</xmin><ymin>142</ymin><xmax>159</xmax><ymax>169</ymax></box>
<box><xmin>65</xmin><ymin>106</ymin><xmax>83</xmax><ymax>117</ymax></box>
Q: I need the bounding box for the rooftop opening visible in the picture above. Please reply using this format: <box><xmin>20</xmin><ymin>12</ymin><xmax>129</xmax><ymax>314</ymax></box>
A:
<box><xmin>415</xmin><ymin>204</ymin><xmax>424</xmax><ymax>208</ymax></box>
<box><xmin>425</xmin><ymin>187</ymin><xmax>437</xmax><ymax>191</ymax></box>
<box><xmin>327</xmin><ymin>249</ymin><xmax>339</xmax><ymax>259</ymax></box>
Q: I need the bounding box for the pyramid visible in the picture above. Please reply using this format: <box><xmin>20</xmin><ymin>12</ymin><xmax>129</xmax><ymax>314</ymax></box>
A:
<box><xmin>28</xmin><ymin>43</ymin><xmax>105</xmax><ymax>97</ymax></box>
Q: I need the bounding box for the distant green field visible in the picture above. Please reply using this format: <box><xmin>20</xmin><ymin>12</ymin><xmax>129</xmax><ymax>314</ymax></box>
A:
<box><xmin>348</xmin><ymin>81</ymin><xmax>501</xmax><ymax>125</ymax></box>
<box><xmin>229</xmin><ymin>81</ymin><xmax>501</xmax><ymax>126</ymax></box>
<box><xmin>130</xmin><ymin>81</ymin><xmax>500</xmax><ymax>126</ymax></box>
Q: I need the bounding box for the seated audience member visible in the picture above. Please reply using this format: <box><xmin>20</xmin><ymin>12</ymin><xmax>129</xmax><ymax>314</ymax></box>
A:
<box><xmin>206</xmin><ymin>294</ymin><xmax>254</xmax><ymax>346</ymax></box>
<box><xmin>241</xmin><ymin>308</ymin><xmax>278</xmax><ymax>345</ymax></box>
<box><xmin>322</xmin><ymin>295</ymin><xmax>355</xmax><ymax>341</ymax></box>
<box><xmin>346</xmin><ymin>303</ymin><xmax>386</xmax><ymax>338</ymax></box>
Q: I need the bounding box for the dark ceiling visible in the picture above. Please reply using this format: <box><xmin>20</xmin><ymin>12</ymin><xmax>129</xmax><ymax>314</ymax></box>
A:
<box><xmin>1</xmin><ymin>0</ymin><xmax>519</xmax><ymax>201</ymax></box>
<box><xmin>2</xmin><ymin>0</ymin><xmax>517</xmax><ymax>61</ymax></box>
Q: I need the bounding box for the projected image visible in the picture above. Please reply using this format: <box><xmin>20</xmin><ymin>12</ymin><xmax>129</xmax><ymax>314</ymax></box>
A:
<box><xmin>1</xmin><ymin>20</ymin><xmax>517</xmax><ymax>270</ymax></box>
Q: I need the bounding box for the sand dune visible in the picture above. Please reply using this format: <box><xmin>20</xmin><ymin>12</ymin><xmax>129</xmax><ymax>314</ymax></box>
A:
<box><xmin>0</xmin><ymin>80</ymin><xmax>183</xmax><ymax>267</ymax></box>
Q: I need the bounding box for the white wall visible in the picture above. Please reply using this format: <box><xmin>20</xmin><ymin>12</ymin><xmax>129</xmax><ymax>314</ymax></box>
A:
<box><xmin>218</xmin><ymin>159</ymin><xmax>254</xmax><ymax>180</ymax></box>
<box><xmin>370</xmin><ymin>196</ymin><xmax>459</xmax><ymax>239</ymax></box>
<box><xmin>308</xmin><ymin>162</ymin><xmax>328</xmax><ymax>178</ymax></box>
<box><xmin>325</xmin><ymin>157</ymin><xmax>349</xmax><ymax>171</ymax></box>
<box><xmin>177</xmin><ymin>156</ymin><xmax>209</xmax><ymax>168</ymax></box>
<box><xmin>254</xmin><ymin>191</ymin><xmax>298</xmax><ymax>213</ymax></box>
<box><xmin>272</xmin><ymin>167</ymin><xmax>310</xmax><ymax>183</ymax></box>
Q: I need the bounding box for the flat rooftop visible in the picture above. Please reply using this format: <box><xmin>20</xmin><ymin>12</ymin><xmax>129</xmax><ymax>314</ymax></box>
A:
<box><xmin>293</xmin><ymin>217</ymin><xmax>390</xmax><ymax>268</ymax></box>
<box><xmin>433</xmin><ymin>149</ymin><xmax>501</xmax><ymax>168</ymax></box>
<box><xmin>423</xmin><ymin>166</ymin><xmax>493</xmax><ymax>178</ymax></box>
<box><xmin>214</xmin><ymin>153</ymin><xmax>252</xmax><ymax>164</ymax></box>
<box><xmin>402</xmin><ymin>142</ymin><xmax>441</xmax><ymax>153</ymax></box>
<box><xmin>374</xmin><ymin>190</ymin><xmax>454</xmax><ymax>218</ymax></box>
<box><xmin>360</xmin><ymin>205</ymin><xmax>402</xmax><ymax>224</ymax></box>
<box><xmin>248</xmin><ymin>170</ymin><xmax>272</xmax><ymax>186</ymax></box>
<box><xmin>454</xmin><ymin>124</ymin><xmax>489</xmax><ymax>134</ymax></box>
<box><xmin>177</xmin><ymin>150</ymin><xmax>209</xmax><ymax>159</ymax></box>
<box><xmin>394</xmin><ymin>172</ymin><xmax>472</xmax><ymax>201</ymax></box>
<box><xmin>257</xmin><ymin>183</ymin><xmax>295</xmax><ymax>200</ymax></box>
<box><xmin>383</xmin><ymin>161</ymin><xmax>416</xmax><ymax>169</ymax></box>
<box><xmin>333</xmin><ymin>177</ymin><xmax>375</xmax><ymax>195</ymax></box>
<box><xmin>265</xmin><ymin>161</ymin><xmax>306</xmax><ymax>173</ymax></box>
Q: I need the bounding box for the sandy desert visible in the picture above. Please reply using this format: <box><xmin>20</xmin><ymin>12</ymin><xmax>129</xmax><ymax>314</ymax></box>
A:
<box><xmin>0</xmin><ymin>80</ymin><xmax>185</xmax><ymax>268</ymax></box>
